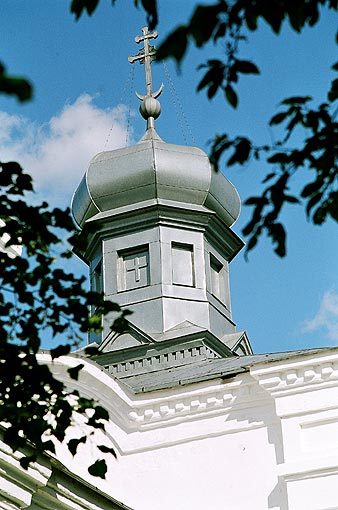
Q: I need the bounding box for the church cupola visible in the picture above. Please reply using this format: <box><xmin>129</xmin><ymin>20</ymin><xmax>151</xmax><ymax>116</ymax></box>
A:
<box><xmin>72</xmin><ymin>27</ymin><xmax>252</xmax><ymax>359</ymax></box>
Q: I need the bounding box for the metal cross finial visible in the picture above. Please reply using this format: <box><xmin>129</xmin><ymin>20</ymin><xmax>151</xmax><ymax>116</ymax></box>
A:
<box><xmin>128</xmin><ymin>26</ymin><xmax>164</xmax><ymax>101</ymax></box>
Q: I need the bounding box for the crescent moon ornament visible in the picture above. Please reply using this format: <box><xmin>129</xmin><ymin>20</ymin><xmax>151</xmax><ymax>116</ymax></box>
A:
<box><xmin>136</xmin><ymin>82</ymin><xmax>164</xmax><ymax>101</ymax></box>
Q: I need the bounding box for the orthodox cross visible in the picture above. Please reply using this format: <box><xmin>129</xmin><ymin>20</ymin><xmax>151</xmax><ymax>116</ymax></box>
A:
<box><xmin>128</xmin><ymin>26</ymin><xmax>163</xmax><ymax>100</ymax></box>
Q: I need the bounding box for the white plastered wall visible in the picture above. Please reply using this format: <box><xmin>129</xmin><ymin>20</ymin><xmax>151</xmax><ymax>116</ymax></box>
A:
<box><xmin>39</xmin><ymin>348</ymin><xmax>338</xmax><ymax>510</ymax></box>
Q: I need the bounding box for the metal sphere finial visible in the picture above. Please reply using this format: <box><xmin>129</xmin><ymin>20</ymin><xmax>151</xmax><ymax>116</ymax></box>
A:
<box><xmin>140</xmin><ymin>96</ymin><xmax>161</xmax><ymax>120</ymax></box>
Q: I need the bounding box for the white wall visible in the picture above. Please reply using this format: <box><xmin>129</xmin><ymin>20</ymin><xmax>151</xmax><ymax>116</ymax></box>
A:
<box><xmin>43</xmin><ymin>347</ymin><xmax>338</xmax><ymax>510</ymax></box>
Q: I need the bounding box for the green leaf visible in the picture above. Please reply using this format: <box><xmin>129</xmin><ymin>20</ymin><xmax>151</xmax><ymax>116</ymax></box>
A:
<box><xmin>313</xmin><ymin>205</ymin><xmax>328</xmax><ymax>225</ymax></box>
<box><xmin>101</xmin><ymin>300</ymin><xmax>121</xmax><ymax>313</ymax></box>
<box><xmin>84</xmin><ymin>345</ymin><xmax>99</xmax><ymax>356</ymax></box>
<box><xmin>20</xmin><ymin>454</ymin><xmax>37</xmax><ymax>470</ymax></box>
<box><xmin>88</xmin><ymin>314</ymin><xmax>103</xmax><ymax>330</ymax></box>
<box><xmin>43</xmin><ymin>439</ymin><xmax>56</xmax><ymax>454</ymax></box>
<box><xmin>287</xmin><ymin>3</ymin><xmax>306</xmax><ymax>32</ymax></box>
<box><xmin>190</xmin><ymin>4</ymin><xmax>225</xmax><ymax>47</ymax></box>
<box><xmin>284</xmin><ymin>195</ymin><xmax>299</xmax><ymax>204</ymax></box>
<box><xmin>227</xmin><ymin>138</ymin><xmax>251</xmax><ymax>166</ymax></box>
<box><xmin>328</xmin><ymin>192</ymin><xmax>338</xmax><ymax>221</ymax></box>
<box><xmin>88</xmin><ymin>459</ymin><xmax>107</xmax><ymax>479</ymax></box>
<box><xmin>156</xmin><ymin>26</ymin><xmax>188</xmax><ymax>64</ymax></box>
<box><xmin>267</xmin><ymin>223</ymin><xmax>286</xmax><ymax>257</ymax></box>
<box><xmin>301</xmin><ymin>180</ymin><xmax>322</xmax><ymax>198</ymax></box>
<box><xmin>260</xmin><ymin>2</ymin><xmax>284</xmax><ymax>33</ymax></box>
<box><xmin>245</xmin><ymin>234</ymin><xmax>258</xmax><ymax>253</ymax></box>
<box><xmin>112</xmin><ymin>315</ymin><xmax>130</xmax><ymax>334</ymax></box>
<box><xmin>245</xmin><ymin>6</ymin><xmax>258</xmax><ymax>31</ymax></box>
<box><xmin>262</xmin><ymin>173</ymin><xmax>276</xmax><ymax>183</ymax></box>
<box><xmin>67</xmin><ymin>363</ymin><xmax>84</xmax><ymax>380</ymax></box>
<box><xmin>197</xmin><ymin>60</ymin><xmax>225</xmax><ymax>98</ymax></box>
<box><xmin>94</xmin><ymin>405</ymin><xmax>109</xmax><ymax>421</ymax></box>
<box><xmin>68</xmin><ymin>436</ymin><xmax>87</xmax><ymax>456</ymax></box>
<box><xmin>139</xmin><ymin>0</ymin><xmax>158</xmax><ymax>29</ymax></box>
<box><xmin>213</xmin><ymin>21</ymin><xmax>226</xmax><ymax>41</ymax></box>
<box><xmin>269</xmin><ymin>111</ymin><xmax>290</xmax><ymax>126</ymax></box>
<box><xmin>306</xmin><ymin>193</ymin><xmax>322</xmax><ymax>217</ymax></box>
<box><xmin>225</xmin><ymin>85</ymin><xmax>238</xmax><ymax>108</ymax></box>
<box><xmin>234</xmin><ymin>59</ymin><xmax>260</xmax><ymax>74</ymax></box>
<box><xmin>0</xmin><ymin>62</ymin><xmax>33</xmax><ymax>102</ymax></box>
<box><xmin>328</xmin><ymin>78</ymin><xmax>338</xmax><ymax>102</ymax></box>
<box><xmin>281</xmin><ymin>96</ymin><xmax>312</xmax><ymax>105</ymax></box>
<box><xmin>209</xmin><ymin>133</ymin><xmax>232</xmax><ymax>170</ymax></box>
<box><xmin>70</xmin><ymin>0</ymin><xmax>99</xmax><ymax>20</ymax></box>
<box><xmin>97</xmin><ymin>444</ymin><xmax>117</xmax><ymax>458</ymax></box>
<box><xmin>244</xmin><ymin>196</ymin><xmax>268</xmax><ymax>206</ymax></box>
<box><xmin>50</xmin><ymin>344</ymin><xmax>71</xmax><ymax>360</ymax></box>
<box><xmin>267</xmin><ymin>153</ymin><xmax>290</xmax><ymax>164</ymax></box>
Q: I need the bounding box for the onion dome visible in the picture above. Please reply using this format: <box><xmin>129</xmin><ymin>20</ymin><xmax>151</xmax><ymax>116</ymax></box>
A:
<box><xmin>72</xmin><ymin>131</ymin><xmax>240</xmax><ymax>230</ymax></box>
<box><xmin>72</xmin><ymin>26</ymin><xmax>240</xmax><ymax>230</ymax></box>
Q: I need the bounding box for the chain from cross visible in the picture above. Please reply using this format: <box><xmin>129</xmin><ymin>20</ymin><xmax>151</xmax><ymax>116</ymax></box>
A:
<box><xmin>128</xmin><ymin>26</ymin><xmax>164</xmax><ymax>101</ymax></box>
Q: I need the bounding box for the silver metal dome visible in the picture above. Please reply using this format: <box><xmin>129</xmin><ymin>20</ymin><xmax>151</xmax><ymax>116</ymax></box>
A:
<box><xmin>71</xmin><ymin>131</ymin><xmax>241</xmax><ymax>230</ymax></box>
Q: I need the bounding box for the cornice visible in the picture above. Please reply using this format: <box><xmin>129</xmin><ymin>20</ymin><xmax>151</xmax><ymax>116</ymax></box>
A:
<box><xmin>250</xmin><ymin>351</ymin><xmax>338</xmax><ymax>397</ymax></box>
<box><xmin>95</xmin><ymin>335</ymin><xmax>234</xmax><ymax>379</ymax></box>
<box><xmin>205</xmin><ymin>215</ymin><xmax>244</xmax><ymax>262</ymax></box>
<box><xmin>41</xmin><ymin>354</ymin><xmax>268</xmax><ymax>435</ymax></box>
<box><xmin>41</xmin><ymin>351</ymin><xmax>338</xmax><ymax>454</ymax></box>
<box><xmin>79</xmin><ymin>199</ymin><xmax>211</xmax><ymax>249</ymax></box>
<box><xmin>42</xmin><ymin>350</ymin><xmax>338</xmax><ymax>435</ymax></box>
<box><xmin>126</xmin><ymin>378</ymin><xmax>242</xmax><ymax>427</ymax></box>
<box><xmin>75</xmin><ymin>198</ymin><xmax>242</xmax><ymax>263</ymax></box>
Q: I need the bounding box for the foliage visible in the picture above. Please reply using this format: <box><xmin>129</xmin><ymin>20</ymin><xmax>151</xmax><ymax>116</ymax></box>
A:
<box><xmin>0</xmin><ymin>160</ymin><xmax>128</xmax><ymax>474</ymax></box>
<box><xmin>0</xmin><ymin>62</ymin><xmax>32</xmax><ymax>103</ymax></box>
<box><xmin>0</xmin><ymin>0</ymin><xmax>337</xmax><ymax>479</ymax></box>
<box><xmin>70</xmin><ymin>0</ymin><xmax>158</xmax><ymax>27</ymax></box>
<box><xmin>155</xmin><ymin>0</ymin><xmax>338</xmax><ymax>256</ymax></box>
<box><xmin>209</xmin><ymin>95</ymin><xmax>338</xmax><ymax>256</ymax></box>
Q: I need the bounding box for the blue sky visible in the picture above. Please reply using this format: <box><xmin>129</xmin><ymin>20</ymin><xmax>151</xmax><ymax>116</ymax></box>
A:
<box><xmin>1</xmin><ymin>0</ymin><xmax>337</xmax><ymax>353</ymax></box>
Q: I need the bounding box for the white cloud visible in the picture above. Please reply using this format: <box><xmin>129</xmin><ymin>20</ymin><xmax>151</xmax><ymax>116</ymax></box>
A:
<box><xmin>302</xmin><ymin>290</ymin><xmax>338</xmax><ymax>342</ymax></box>
<box><xmin>0</xmin><ymin>94</ymin><xmax>133</xmax><ymax>206</ymax></box>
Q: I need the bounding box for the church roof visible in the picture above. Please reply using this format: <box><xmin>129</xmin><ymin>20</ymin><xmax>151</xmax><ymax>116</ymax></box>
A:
<box><xmin>105</xmin><ymin>347</ymin><xmax>333</xmax><ymax>393</ymax></box>
<box><xmin>71</xmin><ymin>130</ymin><xmax>241</xmax><ymax>230</ymax></box>
<box><xmin>71</xmin><ymin>26</ymin><xmax>241</xmax><ymax>232</ymax></box>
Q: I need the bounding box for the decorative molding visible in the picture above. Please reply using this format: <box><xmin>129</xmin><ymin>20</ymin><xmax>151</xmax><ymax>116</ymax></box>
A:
<box><xmin>77</xmin><ymin>199</ymin><xmax>212</xmax><ymax>262</ymax></box>
<box><xmin>41</xmin><ymin>350</ymin><xmax>338</xmax><ymax>459</ymax></box>
<box><xmin>44</xmin><ymin>351</ymin><xmax>338</xmax><ymax>431</ymax></box>
<box><xmin>278</xmin><ymin>456</ymin><xmax>338</xmax><ymax>482</ymax></box>
<box><xmin>105</xmin><ymin>343</ymin><xmax>218</xmax><ymax>378</ymax></box>
<box><xmin>127</xmin><ymin>385</ymin><xmax>237</xmax><ymax>425</ymax></box>
<box><xmin>42</xmin><ymin>354</ymin><xmax>267</xmax><ymax>433</ymax></box>
<box><xmin>251</xmin><ymin>353</ymin><xmax>338</xmax><ymax>396</ymax></box>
